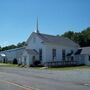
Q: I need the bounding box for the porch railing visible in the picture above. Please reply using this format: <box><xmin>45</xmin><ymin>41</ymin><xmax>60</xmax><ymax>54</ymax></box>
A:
<box><xmin>45</xmin><ymin>60</ymin><xmax>78</xmax><ymax>67</ymax></box>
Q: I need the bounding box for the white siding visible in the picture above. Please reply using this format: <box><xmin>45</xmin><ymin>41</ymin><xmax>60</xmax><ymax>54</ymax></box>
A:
<box><xmin>0</xmin><ymin>48</ymin><xmax>24</xmax><ymax>63</ymax></box>
<box><xmin>84</xmin><ymin>55</ymin><xmax>90</xmax><ymax>65</ymax></box>
<box><xmin>26</xmin><ymin>34</ymin><xmax>46</xmax><ymax>63</ymax></box>
<box><xmin>43</xmin><ymin>43</ymin><xmax>78</xmax><ymax>63</ymax></box>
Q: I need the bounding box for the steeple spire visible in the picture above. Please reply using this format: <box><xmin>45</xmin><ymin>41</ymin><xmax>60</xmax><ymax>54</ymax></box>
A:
<box><xmin>35</xmin><ymin>17</ymin><xmax>39</xmax><ymax>33</ymax></box>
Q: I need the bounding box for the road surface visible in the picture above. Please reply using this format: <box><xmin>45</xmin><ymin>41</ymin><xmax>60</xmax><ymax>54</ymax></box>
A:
<box><xmin>0</xmin><ymin>80</ymin><xmax>27</xmax><ymax>90</ymax></box>
<box><xmin>0</xmin><ymin>67</ymin><xmax>90</xmax><ymax>90</ymax></box>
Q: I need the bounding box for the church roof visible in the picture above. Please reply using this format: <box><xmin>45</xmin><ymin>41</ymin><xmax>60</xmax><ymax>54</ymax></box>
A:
<box><xmin>36</xmin><ymin>33</ymin><xmax>79</xmax><ymax>47</ymax></box>
<box><xmin>25</xmin><ymin>49</ymin><xmax>38</xmax><ymax>55</ymax></box>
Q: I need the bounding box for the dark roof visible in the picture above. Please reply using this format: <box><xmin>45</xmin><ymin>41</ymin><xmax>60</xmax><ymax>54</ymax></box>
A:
<box><xmin>36</xmin><ymin>33</ymin><xmax>79</xmax><ymax>47</ymax></box>
<box><xmin>67</xmin><ymin>51</ymin><xmax>73</xmax><ymax>56</ymax></box>
<box><xmin>75</xmin><ymin>49</ymin><xmax>82</xmax><ymax>55</ymax></box>
<box><xmin>0</xmin><ymin>47</ymin><xmax>25</xmax><ymax>53</ymax></box>
<box><xmin>25</xmin><ymin>49</ymin><xmax>38</xmax><ymax>55</ymax></box>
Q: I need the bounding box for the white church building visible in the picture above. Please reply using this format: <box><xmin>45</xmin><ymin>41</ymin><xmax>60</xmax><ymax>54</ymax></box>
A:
<box><xmin>0</xmin><ymin>23</ymin><xmax>90</xmax><ymax>66</ymax></box>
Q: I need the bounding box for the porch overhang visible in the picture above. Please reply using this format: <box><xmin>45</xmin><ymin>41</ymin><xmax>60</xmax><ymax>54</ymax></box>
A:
<box><xmin>25</xmin><ymin>49</ymin><xmax>38</xmax><ymax>55</ymax></box>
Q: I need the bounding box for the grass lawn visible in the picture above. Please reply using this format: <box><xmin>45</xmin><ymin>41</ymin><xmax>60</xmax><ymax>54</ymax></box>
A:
<box><xmin>31</xmin><ymin>66</ymin><xmax>90</xmax><ymax>70</ymax></box>
<box><xmin>0</xmin><ymin>63</ymin><xmax>17</xmax><ymax>67</ymax></box>
<box><xmin>0</xmin><ymin>63</ymin><xmax>90</xmax><ymax>70</ymax></box>
<box><xmin>47</xmin><ymin>66</ymin><xmax>90</xmax><ymax>70</ymax></box>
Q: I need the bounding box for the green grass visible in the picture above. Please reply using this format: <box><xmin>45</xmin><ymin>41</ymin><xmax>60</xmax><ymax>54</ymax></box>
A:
<box><xmin>31</xmin><ymin>66</ymin><xmax>90</xmax><ymax>70</ymax></box>
<box><xmin>47</xmin><ymin>66</ymin><xmax>90</xmax><ymax>70</ymax></box>
<box><xmin>0</xmin><ymin>63</ymin><xmax>17</xmax><ymax>67</ymax></box>
<box><xmin>0</xmin><ymin>63</ymin><xmax>90</xmax><ymax>70</ymax></box>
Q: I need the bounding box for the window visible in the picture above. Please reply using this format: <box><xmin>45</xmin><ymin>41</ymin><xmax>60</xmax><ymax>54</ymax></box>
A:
<box><xmin>62</xmin><ymin>49</ymin><xmax>66</xmax><ymax>60</ymax></box>
<box><xmin>52</xmin><ymin>49</ymin><xmax>56</xmax><ymax>61</ymax></box>
<box><xmin>39</xmin><ymin>49</ymin><xmax>42</xmax><ymax>61</ymax></box>
<box><xmin>32</xmin><ymin>56</ymin><xmax>35</xmax><ymax>63</ymax></box>
<box><xmin>71</xmin><ymin>56</ymin><xmax>74</xmax><ymax>61</ymax></box>
<box><xmin>71</xmin><ymin>50</ymin><xmax>73</xmax><ymax>54</ymax></box>
<box><xmin>33</xmin><ymin>37</ymin><xmax>36</xmax><ymax>43</ymax></box>
<box><xmin>24</xmin><ymin>56</ymin><xmax>27</xmax><ymax>65</ymax></box>
<box><xmin>89</xmin><ymin>56</ymin><xmax>90</xmax><ymax>61</ymax></box>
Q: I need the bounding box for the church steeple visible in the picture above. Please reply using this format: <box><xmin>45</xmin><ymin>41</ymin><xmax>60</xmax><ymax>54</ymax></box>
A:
<box><xmin>35</xmin><ymin>17</ymin><xmax>39</xmax><ymax>33</ymax></box>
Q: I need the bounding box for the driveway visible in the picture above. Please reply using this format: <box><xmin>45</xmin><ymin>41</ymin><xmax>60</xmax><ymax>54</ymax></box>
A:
<box><xmin>0</xmin><ymin>67</ymin><xmax>90</xmax><ymax>90</ymax></box>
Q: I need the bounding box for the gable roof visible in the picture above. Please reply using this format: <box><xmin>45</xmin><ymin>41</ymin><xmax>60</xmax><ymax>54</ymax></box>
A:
<box><xmin>74</xmin><ymin>47</ymin><xmax>90</xmax><ymax>55</ymax></box>
<box><xmin>25</xmin><ymin>49</ymin><xmax>38</xmax><ymax>55</ymax></box>
<box><xmin>75</xmin><ymin>48</ymin><xmax>82</xmax><ymax>55</ymax></box>
<box><xmin>0</xmin><ymin>47</ymin><xmax>25</xmax><ymax>54</ymax></box>
<box><xmin>67</xmin><ymin>50</ymin><xmax>74</xmax><ymax>56</ymax></box>
<box><xmin>35</xmin><ymin>32</ymin><xmax>79</xmax><ymax>47</ymax></box>
<box><xmin>81</xmin><ymin>47</ymin><xmax>90</xmax><ymax>55</ymax></box>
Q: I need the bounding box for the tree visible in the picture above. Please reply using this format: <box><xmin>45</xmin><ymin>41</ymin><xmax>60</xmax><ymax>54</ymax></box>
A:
<box><xmin>61</xmin><ymin>27</ymin><xmax>90</xmax><ymax>47</ymax></box>
<box><xmin>62</xmin><ymin>31</ymin><xmax>75</xmax><ymax>40</ymax></box>
<box><xmin>1</xmin><ymin>41</ymin><xmax>26</xmax><ymax>51</ymax></box>
<box><xmin>82</xmin><ymin>27</ymin><xmax>90</xmax><ymax>46</ymax></box>
<box><xmin>1</xmin><ymin>44</ymin><xmax>17</xmax><ymax>51</ymax></box>
<box><xmin>17</xmin><ymin>41</ymin><xmax>26</xmax><ymax>48</ymax></box>
<box><xmin>0</xmin><ymin>46</ymin><xmax>2</xmax><ymax>51</ymax></box>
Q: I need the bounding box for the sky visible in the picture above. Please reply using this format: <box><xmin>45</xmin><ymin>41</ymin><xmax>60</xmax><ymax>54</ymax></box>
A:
<box><xmin>0</xmin><ymin>0</ymin><xmax>90</xmax><ymax>47</ymax></box>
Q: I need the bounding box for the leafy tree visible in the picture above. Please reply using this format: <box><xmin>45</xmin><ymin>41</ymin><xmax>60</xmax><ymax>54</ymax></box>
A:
<box><xmin>62</xmin><ymin>31</ymin><xmax>74</xmax><ymax>40</ymax></box>
<box><xmin>17</xmin><ymin>41</ymin><xmax>26</xmax><ymax>48</ymax></box>
<box><xmin>0</xmin><ymin>46</ymin><xmax>2</xmax><ymax>51</ymax></box>
<box><xmin>82</xmin><ymin>27</ymin><xmax>90</xmax><ymax>46</ymax></box>
<box><xmin>61</xmin><ymin>27</ymin><xmax>90</xmax><ymax>47</ymax></box>
<box><xmin>1</xmin><ymin>45</ymin><xmax>17</xmax><ymax>51</ymax></box>
<box><xmin>1</xmin><ymin>41</ymin><xmax>26</xmax><ymax>51</ymax></box>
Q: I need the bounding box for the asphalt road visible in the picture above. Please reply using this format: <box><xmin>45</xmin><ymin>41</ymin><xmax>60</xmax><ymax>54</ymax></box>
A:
<box><xmin>0</xmin><ymin>80</ymin><xmax>26</xmax><ymax>90</ymax></box>
<box><xmin>0</xmin><ymin>67</ymin><xmax>90</xmax><ymax>90</ymax></box>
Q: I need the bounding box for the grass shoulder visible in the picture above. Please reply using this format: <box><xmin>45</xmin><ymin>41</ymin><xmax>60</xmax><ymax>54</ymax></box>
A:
<box><xmin>0</xmin><ymin>63</ymin><xmax>90</xmax><ymax>70</ymax></box>
<box><xmin>31</xmin><ymin>66</ymin><xmax>90</xmax><ymax>70</ymax></box>
<box><xmin>0</xmin><ymin>63</ymin><xmax>17</xmax><ymax>67</ymax></box>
